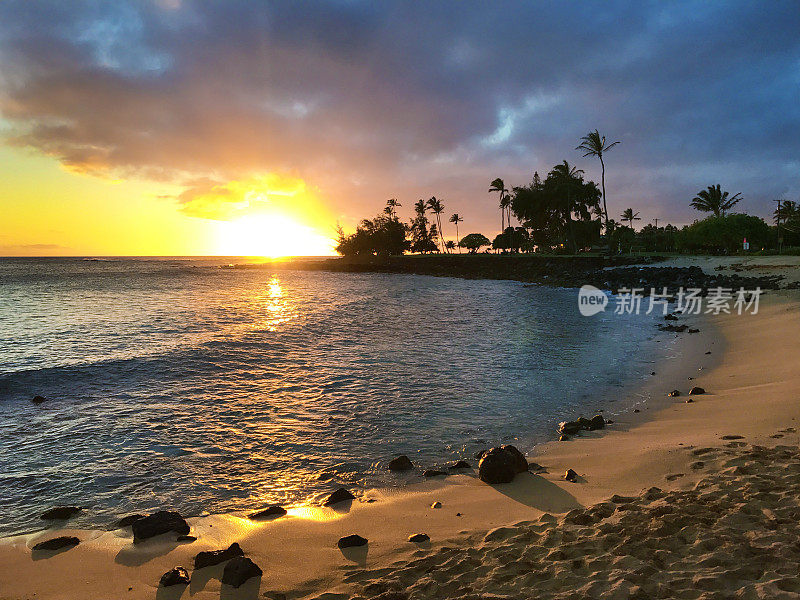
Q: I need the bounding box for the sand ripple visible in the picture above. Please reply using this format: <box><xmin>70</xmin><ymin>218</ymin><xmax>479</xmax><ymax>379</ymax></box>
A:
<box><xmin>342</xmin><ymin>443</ymin><xmax>800</xmax><ymax>600</ymax></box>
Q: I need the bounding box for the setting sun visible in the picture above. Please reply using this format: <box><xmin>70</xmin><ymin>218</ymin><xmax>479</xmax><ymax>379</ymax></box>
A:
<box><xmin>215</xmin><ymin>213</ymin><xmax>337</xmax><ymax>257</ymax></box>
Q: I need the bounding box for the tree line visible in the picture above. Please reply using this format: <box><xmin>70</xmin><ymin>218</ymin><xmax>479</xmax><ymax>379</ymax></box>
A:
<box><xmin>336</xmin><ymin>129</ymin><xmax>798</xmax><ymax>257</ymax></box>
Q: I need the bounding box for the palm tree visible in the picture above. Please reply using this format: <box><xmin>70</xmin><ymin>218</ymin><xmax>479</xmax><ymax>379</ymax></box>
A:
<box><xmin>576</xmin><ymin>130</ymin><xmax>620</xmax><ymax>233</ymax></box>
<box><xmin>426</xmin><ymin>196</ymin><xmax>446</xmax><ymax>253</ymax></box>
<box><xmin>550</xmin><ymin>160</ymin><xmax>584</xmax><ymax>253</ymax></box>
<box><xmin>449</xmin><ymin>213</ymin><xmax>464</xmax><ymax>253</ymax></box>
<box><xmin>690</xmin><ymin>185</ymin><xmax>742</xmax><ymax>217</ymax></box>
<box><xmin>774</xmin><ymin>200</ymin><xmax>798</xmax><ymax>225</ymax></box>
<box><xmin>489</xmin><ymin>178</ymin><xmax>509</xmax><ymax>235</ymax></box>
<box><xmin>385</xmin><ymin>198</ymin><xmax>401</xmax><ymax>218</ymax></box>
<box><xmin>620</xmin><ymin>208</ymin><xmax>641</xmax><ymax>229</ymax></box>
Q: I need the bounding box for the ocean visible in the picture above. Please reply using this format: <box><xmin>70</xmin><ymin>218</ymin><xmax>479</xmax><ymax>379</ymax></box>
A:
<box><xmin>0</xmin><ymin>257</ymin><xmax>668</xmax><ymax>535</ymax></box>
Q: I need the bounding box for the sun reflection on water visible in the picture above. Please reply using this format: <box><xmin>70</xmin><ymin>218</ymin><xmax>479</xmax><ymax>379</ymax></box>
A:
<box><xmin>261</xmin><ymin>275</ymin><xmax>296</xmax><ymax>331</ymax></box>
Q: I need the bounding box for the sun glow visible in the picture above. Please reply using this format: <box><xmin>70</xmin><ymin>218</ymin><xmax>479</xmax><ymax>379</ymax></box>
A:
<box><xmin>216</xmin><ymin>213</ymin><xmax>336</xmax><ymax>257</ymax></box>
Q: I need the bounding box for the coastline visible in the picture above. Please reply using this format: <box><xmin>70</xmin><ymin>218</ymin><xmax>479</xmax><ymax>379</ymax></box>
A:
<box><xmin>1</xmin><ymin>288</ymin><xmax>798</xmax><ymax>598</ymax></box>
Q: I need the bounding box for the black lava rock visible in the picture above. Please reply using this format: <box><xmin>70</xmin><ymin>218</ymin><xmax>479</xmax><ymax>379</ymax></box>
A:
<box><xmin>422</xmin><ymin>469</ymin><xmax>447</xmax><ymax>477</ymax></box>
<box><xmin>564</xmin><ymin>469</ymin><xmax>579</xmax><ymax>482</ymax></box>
<box><xmin>31</xmin><ymin>395</ymin><xmax>47</xmax><ymax>404</ymax></box>
<box><xmin>249</xmin><ymin>506</ymin><xmax>287</xmax><ymax>520</ymax></box>
<box><xmin>194</xmin><ymin>542</ymin><xmax>244</xmax><ymax>569</ymax></box>
<box><xmin>588</xmin><ymin>415</ymin><xmax>605</xmax><ymax>430</ymax></box>
<box><xmin>408</xmin><ymin>533</ymin><xmax>430</xmax><ymax>543</ymax></box>
<box><xmin>558</xmin><ymin>421</ymin><xmax>582</xmax><ymax>436</ymax></box>
<box><xmin>324</xmin><ymin>488</ymin><xmax>355</xmax><ymax>506</ymax></box>
<box><xmin>177</xmin><ymin>535</ymin><xmax>197</xmax><ymax>542</ymax></box>
<box><xmin>159</xmin><ymin>567</ymin><xmax>190</xmax><ymax>587</ymax></box>
<box><xmin>337</xmin><ymin>534</ymin><xmax>368</xmax><ymax>549</ymax></box>
<box><xmin>131</xmin><ymin>511</ymin><xmax>190</xmax><ymax>543</ymax></box>
<box><xmin>40</xmin><ymin>506</ymin><xmax>82</xmax><ymax>520</ymax></box>
<box><xmin>32</xmin><ymin>536</ymin><xmax>80</xmax><ymax>552</ymax></box>
<box><xmin>668</xmin><ymin>390</ymin><xmax>681</xmax><ymax>397</ymax></box>
<box><xmin>478</xmin><ymin>445</ymin><xmax>528</xmax><ymax>484</ymax></box>
<box><xmin>689</xmin><ymin>386</ymin><xmax>706</xmax><ymax>395</ymax></box>
<box><xmin>448</xmin><ymin>460</ymin><xmax>471</xmax><ymax>470</ymax></box>
<box><xmin>388</xmin><ymin>455</ymin><xmax>414</xmax><ymax>471</ymax></box>
<box><xmin>221</xmin><ymin>557</ymin><xmax>262</xmax><ymax>588</ymax></box>
<box><xmin>116</xmin><ymin>514</ymin><xmax>145</xmax><ymax>528</ymax></box>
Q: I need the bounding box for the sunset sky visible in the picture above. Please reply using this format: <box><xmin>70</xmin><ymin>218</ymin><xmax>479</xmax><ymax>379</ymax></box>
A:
<box><xmin>1</xmin><ymin>1</ymin><xmax>799</xmax><ymax>256</ymax></box>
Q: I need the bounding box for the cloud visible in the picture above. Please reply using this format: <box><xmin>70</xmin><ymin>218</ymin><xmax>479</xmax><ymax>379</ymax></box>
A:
<box><xmin>1</xmin><ymin>1</ymin><xmax>799</xmax><ymax>228</ymax></box>
<box><xmin>172</xmin><ymin>174</ymin><xmax>326</xmax><ymax>223</ymax></box>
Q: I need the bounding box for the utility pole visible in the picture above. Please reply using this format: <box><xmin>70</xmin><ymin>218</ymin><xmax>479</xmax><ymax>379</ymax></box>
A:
<box><xmin>653</xmin><ymin>218</ymin><xmax>659</xmax><ymax>229</ymax></box>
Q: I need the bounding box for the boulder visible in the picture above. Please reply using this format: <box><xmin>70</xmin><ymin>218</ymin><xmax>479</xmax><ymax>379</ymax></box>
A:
<box><xmin>448</xmin><ymin>460</ymin><xmax>471</xmax><ymax>470</ymax></box>
<box><xmin>116</xmin><ymin>514</ymin><xmax>145</xmax><ymax>528</ymax></box>
<box><xmin>576</xmin><ymin>416</ymin><xmax>592</xmax><ymax>430</ymax></box>
<box><xmin>564</xmin><ymin>469</ymin><xmax>579</xmax><ymax>483</ymax></box>
<box><xmin>559</xmin><ymin>434</ymin><xmax>569</xmax><ymax>441</ymax></box>
<box><xmin>387</xmin><ymin>455</ymin><xmax>414</xmax><ymax>471</ymax></box>
<box><xmin>194</xmin><ymin>542</ymin><xmax>244</xmax><ymax>569</ymax></box>
<box><xmin>668</xmin><ymin>390</ymin><xmax>681</xmax><ymax>397</ymax></box>
<box><xmin>408</xmin><ymin>533</ymin><xmax>430</xmax><ymax>543</ymax></box>
<box><xmin>323</xmin><ymin>488</ymin><xmax>355</xmax><ymax>506</ymax></box>
<box><xmin>131</xmin><ymin>511</ymin><xmax>190</xmax><ymax>543</ymax></box>
<box><xmin>558</xmin><ymin>421</ymin><xmax>581</xmax><ymax>436</ymax></box>
<box><xmin>478</xmin><ymin>445</ymin><xmax>528</xmax><ymax>484</ymax></box>
<box><xmin>422</xmin><ymin>469</ymin><xmax>447</xmax><ymax>477</ymax></box>
<box><xmin>337</xmin><ymin>534</ymin><xmax>368</xmax><ymax>549</ymax></box>
<box><xmin>689</xmin><ymin>386</ymin><xmax>706</xmax><ymax>395</ymax></box>
<box><xmin>430</xmin><ymin>501</ymin><xmax>442</xmax><ymax>509</ymax></box>
<box><xmin>31</xmin><ymin>395</ymin><xmax>47</xmax><ymax>404</ymax></box>
<box><xmin>32</xmin><ymin>536</ymin><xmax>80</xmax><ymax>552</ymax></box>
<box><xmin>221</xmin><ymin>557</ymin><xmax>262</xmax><ymax>588</ymax></box>
<box><xmin>249</xmin><ymin>506</ymin><xmax>287</xmax><ymax>520</ymax></box>
<box><xmin>588</xmin><ymin>415</ymin><xmax>605</xmax><ymax>430</ymax></box>
<box><xmin>159</xmin><ymin>567</ymin><xmax>190</xmax><ymax>587</ymax></box>
<box><xmin>40</xmin><ymin>506</ymin><xmax>82</xmax><ymax>520</ymax></box>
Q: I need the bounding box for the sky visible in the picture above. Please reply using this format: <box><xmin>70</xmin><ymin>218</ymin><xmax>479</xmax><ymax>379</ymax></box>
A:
<box><xmin>1</xmin><ymin>1</ymin><xmax>799</xmax><ymax>256</ymax></box>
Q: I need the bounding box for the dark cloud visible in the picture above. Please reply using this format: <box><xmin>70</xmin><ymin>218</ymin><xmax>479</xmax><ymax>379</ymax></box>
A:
<box><xmin>1</xmin><ymin>0</ymin><xmax>799</xmax><ymax>229</ymax></box>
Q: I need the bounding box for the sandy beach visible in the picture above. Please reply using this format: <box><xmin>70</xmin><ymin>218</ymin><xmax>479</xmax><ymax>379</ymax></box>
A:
<box><xmin>2</xmin><ymin>259</ymin><xmax>800</xmax><ymax>600</ymax></box>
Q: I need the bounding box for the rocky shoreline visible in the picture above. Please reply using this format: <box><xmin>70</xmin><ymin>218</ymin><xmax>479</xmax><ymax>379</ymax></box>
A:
<box><xmin>239</xmin><ymin>255</ymin><xmax>786</xmax><ymax>294</ymax></box>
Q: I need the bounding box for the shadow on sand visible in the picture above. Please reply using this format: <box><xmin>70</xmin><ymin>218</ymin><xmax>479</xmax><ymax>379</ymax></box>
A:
<box><xmin>220</xmin><ymin>577</ymin><xmax>262</xmax><ymax>600</ymax></box>
<box><xmin>114</xmin><ymin>535</ymin><xmax>179</xmax><ymax>567</ymax></box>
<box><xmin>31</xmin><ymin>545</ymin><xmax>78</xmax><ymax>561</ymax></box>
<box><xmin>490</xmin><ymin>472</ymin><xmax>583</xmax><ymax>513</ymax></box>
<box><xmin>155</xmin><ymin>583</ymin><xmax>188</xmax><ymax>600</ymax></box>
<box><xmin>340</xmin><ymin>544</ymin><xmax>368</xmax><ymax>566</ymax></box>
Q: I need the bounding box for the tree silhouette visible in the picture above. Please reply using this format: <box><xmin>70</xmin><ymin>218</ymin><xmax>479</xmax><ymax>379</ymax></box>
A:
<box><xmin>449</xmin><ymin>213</ymin><xmax>464</xmax><ymax>253</ymax></box>
<box><xmin>459</xmin><ymin>233</ymin><xmax>491</xmax><ymax>253</ymax></box>
<box><xmin>385</xmin><ymin>198</ymin><xmax>401</xmax><ymax>218</ymax></box>
<box><xmin>576</xmin><ymin>130</ymin><xmax>620</xmax><ymax>233</ymax></box>
<box><xmin>690</xmin><ymin>185</ymin><xmax>742</xmax><ymax>217</ymax></box>
<box><xmin>409</xmin><ymin>198</ymin><xmax>437</xmax><ymax>253</ymax></box>
<box><xmin>426</xmin><ymin>196</ymin><xmax>447</xmax><ymax>252</ymax></box>
<box><xmin>550</xmin><ymin>160</ymin><xmax>585</xmax><ymax>254</ymax></box>
<box><xmin>489</xmin><ymin>178</ymin><xmax>509</xmax><ymax>236</ymax></box>
<box><xmin>620</xmin><ymin>208</ymin><xmax>641</xmax><ymax>229</ymax></box>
